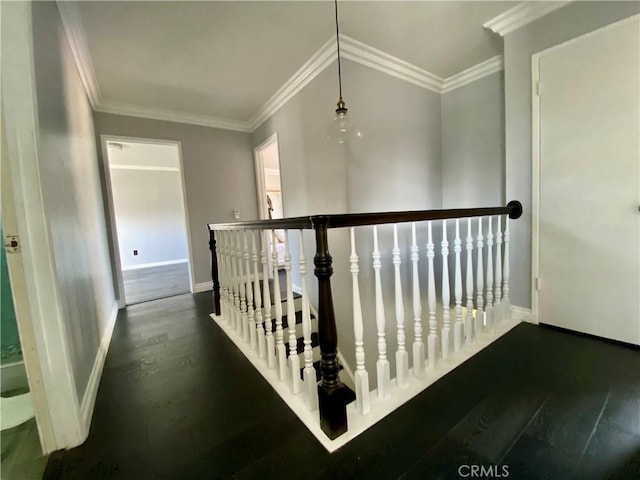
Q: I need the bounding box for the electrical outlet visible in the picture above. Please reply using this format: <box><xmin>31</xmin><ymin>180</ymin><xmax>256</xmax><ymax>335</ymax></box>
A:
<box><xmin>233</xmin><ymin>209</ymin><xmax>240</xmax><ymax>220</ymax></box>
<box><xmin>133</xmin><ymin>250</ymin><xmax>138</xmax><ymax>256</ymax></box>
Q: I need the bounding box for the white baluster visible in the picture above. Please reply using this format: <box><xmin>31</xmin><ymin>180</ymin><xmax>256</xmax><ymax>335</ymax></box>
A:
<box><xmin>244</xmin><ymin>231</ymin><xmax>255</xmax><ymax>347</ymax></box>
<box><xmin>221</xmin><ymin>231</ymin><xmax>230</xmax><ymax>323</ymax></box>
<box><xmin>411</xmin><ymin>223</ymin><xmax>425</xmax><ymax>378</ymax></box>
<box><xmin>217</xmin><ymin>231</ymin><xmax>226</xmax><ymax>322</ymax></box>
<box><xmin>231</xmin><ymin>230</ymin><xmax>241</xmax><ymax>334</ymax></box>
<box><xmin>453</xmin><ymin>219</ymin><xmax>463</xmax><ymax>351</ymax></box>
<box><xmin>299</xmin><ymin>230</ymin><xmax>317</xmax><ymax>410</ymax></box>
<box><xmin>476</xmin><ymin>218</ymin><xmax>485</xmax><ymax>334</ymax></box>
<box><xmin>252</xmin><ymin>231</ymin><xmax>265</xmax><ymax>358</ymax></box>
<box><xmin>262</xmin><ymin>231</ymin><xmax>275</xmax><ymax>368</ymax></box>
<box><xmin>284</xmin><ymin>230</ymin><xmax>300</xmax><ymax>394</ymax></box>
<box><xmin>372</xmin><ymin>226</ymin><xmax>390</xmax><ymax>400</ymax></box>
<box><xmin>237</xmin><ymin>231</ymin><xmax>249</xmax><ymax>341</ymax></box>
<box><xmin>485</xmin><ymin>217</ymin><xmax>494</xmax><ymax>332</ymax></box>
<box><xmin>272</xmin><ymin>230</ymin><xmax>287</xmax><ymax>380</ymax></box>
<box><xmin>393</xmin><ymin>225</ymin><xmax>409</xmax><ymax>388</ymax></box>
<box><xmin>427</xmin><ymin>221</ymin><xmax>438</xmax><ymax>368</ymax></box>
<box><xmin>350</xmin><ymin>228</ymin><xmax>370</xmax><ymax>415</ymax></box>
<box><xmin>465</xmin><ymin>219</ymin><xmax>475</xmax><ymax>343</ymax></box>
<box><xmin>503</xmin><ymin>218</ymin><xmax>511</xmax><ymax>321</ymax></box>
<box><xmin>494</xmin><ymin>216</ymin><xmax>503</xmax><ymax>325</ymax></box>
<box><xmin>441</xmin><ymin>220</ymin><xmax>451</xmax><ymax>360</ymax></box>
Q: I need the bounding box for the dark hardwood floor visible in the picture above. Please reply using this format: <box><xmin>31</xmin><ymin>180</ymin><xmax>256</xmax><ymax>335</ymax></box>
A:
<box><xmin>44</xmin><ymin>292</ymin><xmax>640</xmax><ymax>479</ymax></box>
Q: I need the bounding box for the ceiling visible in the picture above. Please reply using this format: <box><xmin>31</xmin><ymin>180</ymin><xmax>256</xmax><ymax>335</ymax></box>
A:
<box><xmin>71</xmin><ymin>1</ymin><xmax>517</xmax><ymax>126</ymax></box>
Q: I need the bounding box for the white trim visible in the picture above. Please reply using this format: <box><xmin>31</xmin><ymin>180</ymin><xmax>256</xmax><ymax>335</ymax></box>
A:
<box><xmin>341</xmin><ymin>35</ymin><xmax>444</xmax><ymax>93</ymax></box>
<box><xmin>96</xmin><ymin>100</ymin><xmax>251</xmax><ymax>133</ymax></box>
<box><xmin>194</xmin><ymin>281</ymin><xmax>213</xmax><ymax>293</ymax></box>
<box><xmin>211</xmin><ymin>311</ymin><xmax>520</xmax><ymax>452</ymax></box>
<box><xmin>511</xmin><ymin>306</ymin><xmax>534</xmax><ymax>324</ymax></box>
<box><xmin>121</xmin><ymin>259</ymin><xmax>189</xmax><ymax>271</ymax></box>
<box><xmin>248</xmin><ymin>38</ymin><xmax>337</xmax><ymax>130</ymax></box>
<box><xmin>483</xmin><ymin>1</ymin><xmax>572</xmax><ymax>37</ymax></box>
<box><xmin>56</xmin><ymin>5</ymin><xmax>506</xmax><ymax>133</ymax></box>
<box><xmin>109</xmin><ymin>164</ymin><xmax>180</xmax><ymax>172</ymax></box>
<box><xmin>530</xmin><ymin>14</ymin><xmax>640</xmax><ymax>326</ymax></box>
<box><xmin>55</xmin><ymin>1</ymin><xmax>101</xmax><ymax>108</ymax></box>
<box><xmin>442</xmin><ymin>56</ymin><xmax>503</xmax><ymax>93</ymax></box>
<box><xmin>2</xmin><ymin>1</ymin><xmax>84</xmax><ymax>451</ymax></box>
<box><xmin>80</xmin><ymin>302</ymin><xmax>118</xmax><ymax>430</ymax></box>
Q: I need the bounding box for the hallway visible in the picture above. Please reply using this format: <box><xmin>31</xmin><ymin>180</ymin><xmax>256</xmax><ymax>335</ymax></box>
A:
<box><xmin>44</xmin><ymin>292</ymin><xmax>640</xmax><ymax>479</ymax></box>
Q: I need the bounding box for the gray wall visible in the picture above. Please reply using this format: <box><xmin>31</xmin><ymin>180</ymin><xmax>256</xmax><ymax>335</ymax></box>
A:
<box><xmin>504</xmin><ymin>1</ymin><xmax>640</xmax><ymax>308</ymax></box>
<box><xmin>110</xmin><ymin>169</ymin><xmax>189</xmax><ymax>268</ymax></box>
<box><xmin>93</xmin><ymin>113</ymin><xmax>258</xmax><ymax>288</ymax></box>
<box><xmin>252</xmin><ymin>59</ymin><xmax>442</xmax><ymax>387</ymax></box>
<box><xmin>31</xmin><ymin>1</ymin><xmax>116</xmax><ymax>402</ymax></box>
<box><xmin>442</xmin><ymin>71</ymin><xmax>505</xmax><ymax>209</ymax></box>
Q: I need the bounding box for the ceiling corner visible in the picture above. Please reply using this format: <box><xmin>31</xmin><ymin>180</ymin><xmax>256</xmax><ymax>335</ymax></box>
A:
<box><xmin>483</xmin><ymin>1</ymin><xmax>572</xmax><ymax>37</ymax></box>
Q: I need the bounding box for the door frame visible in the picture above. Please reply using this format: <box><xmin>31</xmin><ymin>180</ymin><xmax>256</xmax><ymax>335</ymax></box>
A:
<box><xmin>253</xmin><ymin>132</ymin><xmax>284</xmax><ymax>220</ymax></box>
<box><xmin>531</xmin><ymin>14</ymin><xmax>640</xmax><ymax>324</ymax></box>
<box><xmin>100</xmin><ymin>135</ymin><xmax>195</xmax><ymax>307</ymax></box>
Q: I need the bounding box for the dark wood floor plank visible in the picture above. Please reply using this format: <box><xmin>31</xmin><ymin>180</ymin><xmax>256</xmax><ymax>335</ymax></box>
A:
<box><xmin>42</xmin><ymin>294</ymin><xmax>640</xmax><ymax>480</ymax></box>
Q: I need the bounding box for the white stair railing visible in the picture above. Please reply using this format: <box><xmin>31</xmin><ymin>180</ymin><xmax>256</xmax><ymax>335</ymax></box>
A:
<box><xmin>475</xmin><ymin>218</ymin><xmax>484</xmax><ymax>335</ymax></box>
<box><xmin>411</xmin><ymin>223</ymin><xmax>425</xmax><ymax>378</ymax></box>
<box><xmin>372</xmin><ymin>226</ymin><xmax>390</xmax><ymax>400</ymax></box>
<box><xmin>209</xmin><ymin>201</ymin><xmax>522</xmax><ymax>443</ymax></box>
<box><xmin>252</xmin><ymin>231</ymin><xmax>265</xmax><ymax>358</ymax></box>
<box><xmin>299</xmin><ymin>230</ymin><xmax>318</xmax><ymax>409</ymax></box>
<box><xmin>453</xmin><ymin>219</ymin><xmax>463</xmax><ymax>351</ymax></box>
<box><xmin>272</xmin><ymin>230</ymin><xmax>287</xmax><ymax>380</ymax></box>
<box><xmin>427</xmin><ymin>221</ymin><xmax>438</xmax><ymax>368</ymax></box>
<box><xmin>350</xmin><ymin>228</ymin><xmax>370</xmax><ymax>414</ymax></box>
<box><xmin>465</xmin><ymin>219</ymin><xmax>475</xmax><ymax>343</ymax></box>
<box><xmin>393</xmin><ymin>225</ymin><xmax>409</xmax><ymax>388</ymax></box>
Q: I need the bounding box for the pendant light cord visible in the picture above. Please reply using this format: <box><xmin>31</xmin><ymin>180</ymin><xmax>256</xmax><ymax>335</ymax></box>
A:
<box><xmin>334</xmin><ymin>0</ymin><xmax>343</xmax><ymax>100</ymax></box>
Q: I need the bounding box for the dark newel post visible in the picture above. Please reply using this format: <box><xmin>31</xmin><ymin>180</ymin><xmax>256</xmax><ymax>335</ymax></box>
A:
<box><xmin>209</xmin><ymin>227</ymin><xmax>221</xmax><ymax>316</ymax></box>
<box><xmin>313</xmin><ymin>217</ymin><xmax>348</xmax><ymax>439</ymax></box>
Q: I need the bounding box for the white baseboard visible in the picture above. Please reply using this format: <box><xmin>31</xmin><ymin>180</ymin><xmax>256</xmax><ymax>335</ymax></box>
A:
<box><xmin>121</xmin><ymin>259</ymin><xmax>188</xmax><ymax>271</ymax></box>
<box><xmin>511</xmin><ymin>305</ymin><xmax>534</xmax><ymax>324</ymax></box>
<box><xmin>194</xmin><ymin>281</ymin><xmax>213</xmax><ymax>293</ymax></box>
<box><xmin>80</xmin><ymin>301</ymin><xmax>119</xmax><ymax>434</ymax></box>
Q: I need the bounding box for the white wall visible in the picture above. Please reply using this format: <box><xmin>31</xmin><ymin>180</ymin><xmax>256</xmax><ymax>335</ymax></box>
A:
<box><xmin>107</xmin><ymin>142</ymin><xmax>189</xmax><ymax>269</ymax></box>
<box><xmin>504</xmin><ymin>1</ymin><xmax>640</xmax><ymax>308</ymax></box>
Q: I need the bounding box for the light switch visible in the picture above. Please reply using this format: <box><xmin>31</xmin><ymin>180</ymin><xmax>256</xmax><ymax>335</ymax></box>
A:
<box><xmin>233</xmin><ymin>209</ymin><xmax>240</xmax><ymax>220</ymax></box>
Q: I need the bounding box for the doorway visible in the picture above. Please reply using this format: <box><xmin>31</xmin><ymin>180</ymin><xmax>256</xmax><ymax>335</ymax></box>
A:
<box><xmin>102</xmin><ymin>137</ymin><xmax>194</xmax><ymax>305</ymax></box>
<box><xmin>532</xmin><ymin>16</ymin><xmax>640</xmax><ymax>345</ymax></box>
<box><xmin>254</xmin><ymin>133</ymin><xmax>285</xmax><ymax>268</ymax></box>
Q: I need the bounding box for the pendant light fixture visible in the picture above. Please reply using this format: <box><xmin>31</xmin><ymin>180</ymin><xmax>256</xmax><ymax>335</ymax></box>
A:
<box><xmin>325</xmin><ymin>0</ymin><xmax>363</xmax><ymax>144</ymax></box>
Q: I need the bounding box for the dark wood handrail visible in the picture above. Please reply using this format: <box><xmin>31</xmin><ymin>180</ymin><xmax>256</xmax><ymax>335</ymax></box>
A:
<box><xmin>207</xmin><ymin>201</ymin><xmax>523</xmax><ymax>231</ymax></box>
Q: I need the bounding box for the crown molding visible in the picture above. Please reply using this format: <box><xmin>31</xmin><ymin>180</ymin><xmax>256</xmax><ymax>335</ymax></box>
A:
<box><xmin>58</xmin><ymin>0</ymin><xmax>504</xmax><ymax>134</ymax></box>
<box><xmin>56</xmin><ymin>1</ymin><xmax>102</xmax><ymax>108</ymax></box>
<box><xmin>340</xmin><ymin>35</ymin><xmax>444</xmax><ymax>94</ymax></box>
<box><xmin>247</xmin><ymin>37</ymin><xmax>336</xmax><ymax>131</ymax></box>
<box><xmin>442</xmin><ymin>55</ymin><xmax>503</xmax><ymax>93</ymax></box>
<box><xmin>96</xmin><ymin>100</ymin><xmax>251</xmax><ymax>132</ymax></box>
<box><xmin>483</xmin><ymin>1</ymin><xmax>571</xmax><ymax>37</ymax></box>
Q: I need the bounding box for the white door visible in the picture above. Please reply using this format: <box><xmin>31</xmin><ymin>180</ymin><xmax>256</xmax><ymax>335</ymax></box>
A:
<box><xmin>534</xmin><ymin>16</ymin><xmax>640</xmax><ymax>345</ymax></box>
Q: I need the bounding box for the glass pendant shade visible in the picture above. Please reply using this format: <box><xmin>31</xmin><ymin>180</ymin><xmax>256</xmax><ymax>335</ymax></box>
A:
<box><xmin>325</xmin><ymin>99</ymin><xmax>363</xmax><ymax>144</ymax></box>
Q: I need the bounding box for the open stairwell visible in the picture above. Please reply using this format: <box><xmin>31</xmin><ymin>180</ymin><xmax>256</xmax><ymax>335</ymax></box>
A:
<box><xmin>208</xmin><ymin>202</ymin><xmax>524</xmax><ymax>452</ymax></box>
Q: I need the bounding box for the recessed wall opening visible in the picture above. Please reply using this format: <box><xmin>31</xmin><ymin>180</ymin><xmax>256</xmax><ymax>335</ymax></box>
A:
<box><xmin>103</xmin><ymin>138</ymin><xmax>194</xmax><ymax>305</ymax></box>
